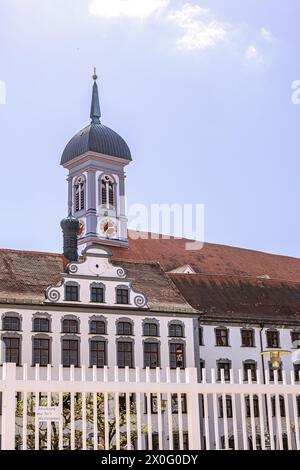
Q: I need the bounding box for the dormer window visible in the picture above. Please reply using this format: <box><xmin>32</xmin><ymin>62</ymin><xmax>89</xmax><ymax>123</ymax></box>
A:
<box><xmin>116</xmin><ymin>287</ymin><xmax>129</xmax><ymax>305</ymax></box>
<box><xmin>74</xmin><ymin>176</ymin><xmax>85</xmax><ymax>212</ymax></box>
<box><xmin>101</xmin><ymin>175</ymin><xmax>114</xmax><ymax>209</ymax></box>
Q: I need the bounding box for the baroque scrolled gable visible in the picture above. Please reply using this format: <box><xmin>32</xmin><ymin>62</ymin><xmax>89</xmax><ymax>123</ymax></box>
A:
<box><xmin>45</xmin><ymin>245</ymin><xmax>148</xmax><ymax>309</ymax></box>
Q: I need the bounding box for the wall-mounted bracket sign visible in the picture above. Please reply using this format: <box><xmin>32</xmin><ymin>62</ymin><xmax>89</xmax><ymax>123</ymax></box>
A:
<box><xmin>36</xmin><ymin>406</ymin><xmax>62</xmax><ymax>422</ymax></box>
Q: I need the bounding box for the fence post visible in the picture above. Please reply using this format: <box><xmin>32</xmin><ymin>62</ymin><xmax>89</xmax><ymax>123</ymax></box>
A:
<box><xmin>186</xmin><ymin>368</ymin><xmax>201</xmax><ymax>450</ymax></box>
<box><xmin>1</xmin><ymin>363</ymin><xmax>17</xmax><ymax>450</ymax></box>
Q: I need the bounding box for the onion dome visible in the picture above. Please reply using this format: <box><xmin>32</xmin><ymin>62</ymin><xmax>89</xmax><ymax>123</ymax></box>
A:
<box><xmin>61</xmin><ymin>70</ymin><xmax>132</xmax><ymax>165</ymax></box>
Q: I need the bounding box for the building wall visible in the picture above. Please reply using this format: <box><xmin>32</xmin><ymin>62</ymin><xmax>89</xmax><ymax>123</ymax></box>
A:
<box><xmin>0</xmin><ymin>307</ymin><xmax>196</xmax><ymax>371</ymax></box>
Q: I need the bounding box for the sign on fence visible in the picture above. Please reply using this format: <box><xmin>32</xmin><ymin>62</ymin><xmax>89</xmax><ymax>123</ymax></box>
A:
<box><xmin>36</xmin><ymin>406</ymin><xmax>62</xmax><ymax>422</ymax></box>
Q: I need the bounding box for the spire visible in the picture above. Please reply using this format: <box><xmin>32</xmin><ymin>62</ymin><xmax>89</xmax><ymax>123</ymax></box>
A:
<box><xmin>90</xmin><ymin>67</ymin><xmax>101</xmax><ymax>124</ymax></box>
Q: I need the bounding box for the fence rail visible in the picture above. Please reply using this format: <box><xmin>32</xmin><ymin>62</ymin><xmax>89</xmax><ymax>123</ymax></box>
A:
<box><xmin>0</xmin><ymin>363</ymin><xmax>299</xmax><ymax>451</ymax></box>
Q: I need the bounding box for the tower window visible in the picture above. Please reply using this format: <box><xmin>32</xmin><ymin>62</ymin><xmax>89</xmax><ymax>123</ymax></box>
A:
<box><xmin>74</xmin><ymin>177</ymin><xmax>85</xmax><ymax>212</ymax></box>
<box><xmin>101</xmin><ymin>175</ymin><xmax>115</xmax><ymax>209</ymax></box>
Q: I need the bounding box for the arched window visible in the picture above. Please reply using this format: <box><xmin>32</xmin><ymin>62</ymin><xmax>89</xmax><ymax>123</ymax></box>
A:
<box><xmin>101</xmin><ymin>175</ymin><xmax>114</xmax><ymax>209</ymax></box>
<box><xmin>62</xmin><ymin>318</ymin><xmax>79</xmax><ymax>334</ymax></box>
<box><xmin>169</xmin><ymin>322</ymin><xmax>184</xmax><ymax>338</ymax></box>
<box><xmin>74</xmin><ymin>176</ymin><xmax>85</xmax><ymax>212</ymax></box>
<box><xmin>143</xmin><ymin>319</ymin><xmax>159</xmax><ymax>336</ymax></box>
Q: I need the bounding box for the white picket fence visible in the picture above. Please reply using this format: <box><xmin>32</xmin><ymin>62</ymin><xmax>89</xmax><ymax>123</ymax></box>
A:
<box><xmin>0</xmin><ymin>363</ymin><xmax>299</xmax><ymax>451</ymax></box>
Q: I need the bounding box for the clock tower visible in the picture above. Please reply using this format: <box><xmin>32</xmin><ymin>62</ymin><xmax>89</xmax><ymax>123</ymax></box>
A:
<box><xmin>60</xmin><ymin>70</ymin><xmax>132</xmax><ymax>253</ymax></box>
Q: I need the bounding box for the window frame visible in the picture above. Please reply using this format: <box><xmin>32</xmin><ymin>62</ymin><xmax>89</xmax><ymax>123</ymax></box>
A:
<box><xmin>3</xmin><ymin>336</ymin><xmax>21</xmax><ymax>365</ymax></box>
<box><xmin>2</xmin><ymin>316</ymin><xmax>21</xmax><ymax>332</ymax></box>
<box><xmin>169</xmin><ymin>342</ymin><xmax>185</xmax><ymax>369</ymax></box>
<box><xmin>33</xmin><ymin>337</ymin><xmax>50</xmax><ymax>367</ymax></box>
<box><xmin>90</xmin><ymin>339</ymin><xmax>107</xmax><ymax>368</ymax></box>
<box><xmin>62</xmin><ymin>338</ymin><xmax>79</xmax><ymax>368</ymax></box>
<box><xmin>215</xmin><ymin>328</ymin><xmax>229</xmax><ymax>347</ymax></box>
<box><xmin>143</xmin><ymin>341</ymin><xmax>160</xmax><ymax>369</ymax></box>
<box><xmin>266</xmin><ymin>330</ymin><xmax>280</xmax><ymax>349</ymax></box>
<box><xmin>116</xmin><ymin>288</ymin><xmax>130</xmax><ymax>305</ymax></box>
<box><xmin>117</xmin><ymin>341</ymin><xmax>134</xmax><ymax>368</ymax></box>
<box><xmin>65</xmin><ymin>284</ymin><xmax>79</xmax><ymax>302</ymax></box>
<box><xmin>241</xmin><ymin>329</ymin><xmax>255</xmax><ymax>347</ymax></box>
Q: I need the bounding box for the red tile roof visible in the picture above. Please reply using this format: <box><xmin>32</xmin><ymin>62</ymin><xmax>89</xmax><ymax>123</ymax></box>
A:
<box><xmin>1</xmin><ymin>233</ymin><xmax>300</xmax><ymax>321</ymax></box>
<box><xmin>111</xmin><ymin>231</ymin><xmax>300</xmax><ymax>283</ymax></box>
<box><xmin>169</xmin><ymin>273</ymin><xmax>300</xmax><ymax>324</ymax></box>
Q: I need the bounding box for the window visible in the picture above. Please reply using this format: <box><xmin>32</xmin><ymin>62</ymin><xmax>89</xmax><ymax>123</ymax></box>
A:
<box><xmin>243</xmin><ymin>362</ymin><xmax>257</xmax><ymax>382</ymax></box>
<box><xmin>2</xmin><ymin>317</ymin><xmax>20</xmax><ymax>331</ymax></box>
<box><xmin>291</xmin><ymin>331</ymin><xmax>300</xmax><ymax>348</ymax></box>
<box><xmin>143</xmin><ymin>323</ymin><xmax>158</xmax><ymax>337</ymax></box>
<box><xmin>171</xmin><ymin>394</ymin><xmax>187</xmax><ymax>414</ymax></box>
<box><xmin>75</xmin><ymin>177</ymin><xmax>85</xmax><ymax>212</ymax></box>
<box><xmin>145</xmin><ymin>394</ymin><xmax>161</xmax><ymax>414</ymax></box>
<box><xmin>116</xmin><ymin>288</ymin><xmax>129</xmax><ymax>305</ymax></box>
<box><xmin>117</xmin><ymin>321</ymin><xmax>132</xmax><ymax>336</ymax></box>
<box><xmin>169</xmin><ymin>323</ymin><xmax>184</xmax><ymax>338</ymax></box>
<box><xmin>199</xmin><ymin>359</ymin><xmax>205</xmax><ymax>381</ymax></box>
<box><xmin>33</xmin><ymin>318</ymin><xmax>50</xmax><ymax>333</ymax></box>
<box><xmin>297</xmin><ymin>396</ymin><xmax>300</xmax><ymax>417</ymax></box>
<box><xmin>65</xmin><ymin>285</ymin><xmax>79</xmax><ymax>302</ymax></box>
<box><xmin>117</xmin><ymin>342</ymin><xmax>133</xmax><ymax>368</ymax></box>
<box><xmin>219</xmin><ymin>395</ymin><xmax>233</xmax><ymax>418</ymax></box>
<box><xmin>145</xmin><ymin>433</ymin><xmax>160</xmax><ymax>451</ymax></box>
<box><xmin>245</xmin><ymin>395</ymin><xmax>260</xmax><ymax>417</ymax></box>
<box><xmin>90</xmin><ymin>320</ymin><xmax>106</xmax><ymax>335</ymax></box>
<box><xmin>62</xmin><ymin>319</ymin><xmax>79</xmax><ymax>334</ymax></box>
<box><xmin>248</xmin><ymin>435</ymin><xmax>262</xmax><ymax>450</ymax></box>
<box><xmin>169</xmin><ymin>343</ymin><xmax>185</xmax><ymax>369</ymax></box>
<box><xmin>217</xmin><ymin>361</ymin><xmax>231</xmax><ymax>381</ymax></box>
<box><xmin>199</xmin><ymin>327</ymin><xmax>204</xmax><ymax>346</ymax></box>
<box><xmin>241</xmin><ymin>329</ymin><xmax>255</xmax><ymax>347</ymax></box>
<box><xmin>269</xmin><ymin>363</ymin><xmax>283</xmax><ymax>382</ymax></box>
<box><xmin>215</xmin><ymin>328</ymin><xmax>229</xmax><ymax>347</ymax></box>
<box><xmin>271</xmin><ymin>396</ymin><xmax>285</xmax><ymax>417</ymax></box>
<box><xmin>144</xmin><ymin>342</ymin><xmax>160</xmax><ymax>369</ymax></box>
<box><xmin>90</xmin><ymin>287</ymin><xmax>104</xmax><ymax>303</ymax></box>
<box><xmin>221</xmin><ymin>436</ymin><xmax>235</xmax><ymax>450</ymax></box>
<box><xmin>101</xmin><ymin>175</ymin><xmax>114</xmax><ymax>209</ymax></box>
<box><xmin>90</xmin><ymin>341</ymin><xmax>106</xmax><ymax>368</ymax></box>
<box><xmin>3</xmin><ymin>337</ymin><xmax>20</xmax><ymax>364</ymax></box>
<box><xmin>173</xmin><ymin>433</ymin><xmax>189</xmax><ymax>451</ymax></box>
<box><xmin>266</xmin><ymin>330</ymin><xmax>280</xmax><ymax>348</ymax></box>
<box><xmin>62</xmin><ymin>339</ymin><xmax>79</xmax><ymax>367</ymax></box>
<box><xmin>33</xmin><ymin>338</ymin><xmax>50</xmax><ymax>366</ymax></box>
<box><xmin>294</xmin><ymin>364</ymin><xmax>300</xmax><ymax>382</ymax></box>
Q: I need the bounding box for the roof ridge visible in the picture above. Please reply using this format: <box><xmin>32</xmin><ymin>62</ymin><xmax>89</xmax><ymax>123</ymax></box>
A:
<box><xmin>168</xmin><ymin>271</ymin><xmax>300</xmax><ymax>285</ymax></box>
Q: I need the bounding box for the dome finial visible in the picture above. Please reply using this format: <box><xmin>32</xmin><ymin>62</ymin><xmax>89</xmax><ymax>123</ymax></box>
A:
<box><xmin>90</xmin><ymin>68</ymin><xmax>101</xmax><ymax>124</ymax></box>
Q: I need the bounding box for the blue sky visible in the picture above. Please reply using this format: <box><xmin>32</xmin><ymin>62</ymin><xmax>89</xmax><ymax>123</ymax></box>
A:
<box><xmin>1</xmin><ymin>0</ymin><xmax>300</xmax><ymax>258</ymax></box>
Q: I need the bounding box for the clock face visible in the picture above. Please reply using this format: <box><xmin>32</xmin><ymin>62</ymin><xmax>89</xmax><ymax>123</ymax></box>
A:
<box><xmin>77</xmin><ymin>221</ymin><xmax>85</xmax><ymax>238</ymax></box>
<box><xmin>100</xmin><ymin>218</ymin><xmax>117</xmax><ymax>238</ymax></box>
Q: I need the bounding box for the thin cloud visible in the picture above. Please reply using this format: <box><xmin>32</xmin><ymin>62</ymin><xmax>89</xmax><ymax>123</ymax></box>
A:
<box><xmin>245</xmin><ymin>45</ymin><xmax>264</xmax><ymax>64</ymax></box>
<box><xmin>90</xmin><ymin>0</ymin><xmax>169</xmax><ymax>19</ymax></box>
<box><xmin>167</xmin><ymin>3</ymin><xmax>229</xmax><ymax>50</ymax></box>
<box><xmin>0</xmin><ymin>80</ymin><xmax>6</xmax><ymax>105</ymax></box>
<box><xmin>261</xmin><ymin>27</ymin><xmax>273</xmax><ymax>42</ymax></box>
